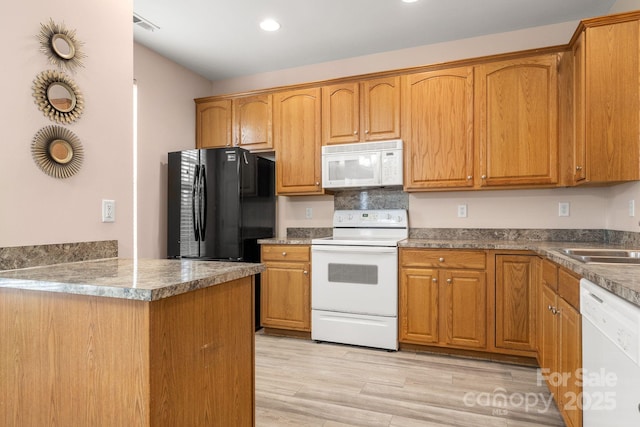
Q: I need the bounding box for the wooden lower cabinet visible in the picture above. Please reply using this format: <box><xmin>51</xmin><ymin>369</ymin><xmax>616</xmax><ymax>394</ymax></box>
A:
<box><xmin>495</xmin><ymin>254</ymin><xmax>537</xmax><ymax>355</ymax></box>
<box><xmin>538</xmin><ymin>258</ymin><xmax>582</xmax><ymax>427</ymax></box>
<box><xmin>1</xmin><ymin>277</ymin><xmax>255</xmax><ymax>427</ymax></box>
<box><xmin>260</xmin><ymin>245</ymin><xmax>311</xmax><ymax>333</ymax></box>
<box><xmin>399</xmin><ymin>249</ymin><xmax>487</xmax><ymax>350</ymax></box>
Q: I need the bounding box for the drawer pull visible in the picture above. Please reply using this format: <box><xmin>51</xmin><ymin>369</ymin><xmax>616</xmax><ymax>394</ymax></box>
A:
<box><xmin>439</xmin><ymin>257</ymin><xmax>445</xmax><ymax>262</ymax></box>
<box><xmin>282</xmin><ymin>252</ymin><xmax>287</xmax><ymax>256</ymax></box>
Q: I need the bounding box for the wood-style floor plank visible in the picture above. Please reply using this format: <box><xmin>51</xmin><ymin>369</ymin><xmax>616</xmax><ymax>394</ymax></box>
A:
<box><xmin>255</xmin><ymin>333</ymin><xmax>564</xmax><ymax>426</ymax></box>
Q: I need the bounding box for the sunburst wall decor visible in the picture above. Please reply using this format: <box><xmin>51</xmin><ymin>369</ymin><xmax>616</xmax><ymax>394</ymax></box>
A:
<box><xmin>37</xmin><ymin>19</ymin><xmax>86</xmax><ymax>72</ymax></box>
<box><xmin>32</xmin><ymin>69</ymin><xmax>84</xmax><ymax>124</ymax></box>
<box><xmin>32</xmin><ymin>125</ymin><xmax>84</xmax><ymax>179</ymax></box>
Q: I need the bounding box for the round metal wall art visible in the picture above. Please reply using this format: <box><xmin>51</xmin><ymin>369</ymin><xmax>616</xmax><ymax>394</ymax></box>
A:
<box><xmin>32</xmin><ymin>125</ymin><xmax>84</xmax><ymax>179</ymax></box>
<box><xmin>38</xmin><ymin>19</ymin><xmax>85</xmax><ymax>72</ymax></box>
<box><xmin>32</xmin><ymin>69</ymin><xmax>84</xmax><ymax>124</ymax></box>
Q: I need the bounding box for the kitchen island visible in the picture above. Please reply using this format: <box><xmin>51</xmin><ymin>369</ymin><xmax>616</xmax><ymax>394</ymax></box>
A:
<box><xmin>0</xmin><ymin>258</ymin><xmax>263</xmax><ymax>427</ymax></box>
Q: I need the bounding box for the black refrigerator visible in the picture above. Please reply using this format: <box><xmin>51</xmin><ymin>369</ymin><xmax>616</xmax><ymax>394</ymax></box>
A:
<box><xmin>167</xmin><ymin>147</ymin><xmax>276</xmax><ymax>329</ymax></box>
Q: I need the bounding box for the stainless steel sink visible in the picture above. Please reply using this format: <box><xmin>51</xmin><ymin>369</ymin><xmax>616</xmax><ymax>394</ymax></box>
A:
<box><xmin>559</xmin><ymin>248</ymin><xmax>640</xmax><ymax>264</ymax></box>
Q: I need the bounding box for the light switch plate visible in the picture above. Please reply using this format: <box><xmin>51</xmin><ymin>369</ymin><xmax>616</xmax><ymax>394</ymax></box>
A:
<box><xmin>457</xmin><ymin>204</ymin><xmax>468</xmax><ymax>218</ymax></box>
<box><xmin>102</xmin><ymin>200</ymin><xmax>115</xmax><ymax>223</ymax></box>
<box><xmin>558</xmin><ymin>202</ymin><xmax>570</xmax><ymax>217</ymax></box>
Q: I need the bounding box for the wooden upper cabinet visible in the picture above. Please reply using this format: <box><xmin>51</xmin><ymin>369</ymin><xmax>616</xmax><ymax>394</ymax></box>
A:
<box><xmin>577</xmin><ymin>17</ymin><xmax>640</xmax><ymax>183</ymax></box>
<box><xmin>475</xmin><ymin>54</ymin><xmax>559</xmax><ymax>187</ymax></box>
<box><xmin>402</xmin><ymin>67</ymin><xmax>474</xmax><ymax>190</ymax></box>
<box><xmin>361</xmin><ymin>76</ymin><xmax>401</xmax><ymax>141</ymax></box>
<box><xmin>322</xmin><ymin>83</ymin><xmax>360</xmax><ymax>144</ymax></box>
<box><xmin>232</xmin><ymin>94</ymin><xmax>272</xmax><ymax>151</ymax></box>
<box><xmin>196</xmin><ymin>99</ymin><xmax>232</xmax><ymax>149</ymax></box>
<box><xmin>273</xmin><ymin>88</ymin><xmax>323</xmax><ymax>195</ymax></box>
<box><xmin>572</xmin><ymin>32</ymin><xmax>587</xmax><ymax>183</ymax></box>
<box><xmin>322</xmin><ymin>76</ymin><xmax>400</xmax><ymax>145</ymax></box>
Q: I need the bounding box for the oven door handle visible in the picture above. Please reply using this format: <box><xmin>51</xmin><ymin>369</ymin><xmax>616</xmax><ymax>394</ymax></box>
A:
<box><xmin>311</xmin><ymin>245</ymin><xmax>397</xmax><ymax>254</ymax></box>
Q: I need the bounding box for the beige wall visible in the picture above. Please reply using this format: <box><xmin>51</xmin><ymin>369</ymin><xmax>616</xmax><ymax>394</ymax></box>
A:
<box><xmin>0</xmin><ymin>1</ymin><xmax>135</xmax><ymax>255</ymax></box>
<box><xmin>133</xmin><ymin>43</ymin><xmax>212</xmax><ymax>258</ymax></box>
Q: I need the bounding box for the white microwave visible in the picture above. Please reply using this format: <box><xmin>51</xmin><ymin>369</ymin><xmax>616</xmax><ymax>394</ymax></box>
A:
<box><xmin>321</xmin><ymin>140</ymin><xmax>403</xmax><ymax>189</ymax></box>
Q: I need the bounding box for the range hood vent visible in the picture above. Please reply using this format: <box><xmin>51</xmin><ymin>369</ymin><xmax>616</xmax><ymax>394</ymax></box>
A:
<box><xmin>133</xmin><ymin>13</ymin><xmax>160</xmax><ymax>32</ymax></box>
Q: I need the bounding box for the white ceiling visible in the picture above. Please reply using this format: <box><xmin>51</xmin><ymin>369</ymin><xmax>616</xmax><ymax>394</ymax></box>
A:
<box><xmin>133</xmin><ymin>0</ymin><xmax>615</xmax><ymax>82</ymax></box>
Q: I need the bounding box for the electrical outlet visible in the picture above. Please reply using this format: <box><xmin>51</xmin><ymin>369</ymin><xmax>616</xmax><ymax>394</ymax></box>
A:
<box><xmin>305</xmin><ymin>207</ymin><xmax>313</xmax><ymax>219</ymax></box>
<box><xmin>102</xmin><ymin>200</ymin><xmax>115</xmax><ymax>223</ymax></box>
<box><xmin>457</xmin><ymin>204</ymin><xmax>468</xmax><ymax>218</ymax></box>
<box><xmin>558</xmin><ymin>202</ymin><xmax>570</xmax><ymax>217</ymax></box>
<box><xmin>629</xmin><ymin>200</ymin><xmax>635</xmax><ymax>217</ymax></box>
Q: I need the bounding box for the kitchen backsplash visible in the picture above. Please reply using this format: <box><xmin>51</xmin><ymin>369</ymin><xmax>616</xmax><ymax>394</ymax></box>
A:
<box><xmin>333</xmin><ymin>188</ymin><xmax>409</xmax><ymax>210</ymax></box>
<box><xmin>0</xmin><ymin>240</ymin><xmax>118</xmax><ymax>271</ymax></box>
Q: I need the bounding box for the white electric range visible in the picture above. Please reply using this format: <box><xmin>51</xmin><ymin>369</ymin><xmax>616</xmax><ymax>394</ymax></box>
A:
<box><xmin>311</xmin><ymin>209</ymin><xmax>408</xmax><ymax>350</ymax></box>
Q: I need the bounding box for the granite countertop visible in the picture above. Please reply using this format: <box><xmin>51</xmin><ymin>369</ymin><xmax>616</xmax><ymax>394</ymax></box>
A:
<box><xmin>0</xmin><ymin>258</ymin><xmax>264</xmax><ymax>301</ymax></box>
<box><xmin>258</xmin><ymin>237</ymin><xmax>314</xmax><ymax>245</ymax></box>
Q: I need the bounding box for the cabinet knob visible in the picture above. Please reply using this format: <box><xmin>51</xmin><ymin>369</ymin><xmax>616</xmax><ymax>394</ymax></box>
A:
<box><xmin>576</xmin><ymin>166</ymin><xmax>583</xmax><ymax>171</ymax></box>
<box><xmin>446</xmin><ymin>278</ymin><xmax>452</xmax><ymax>284</ymax></box>
<box><xmin>315</xmin><ymin>181</ymin><xmax>320</xmax><ymax>186</ymax></box>
<box><xmin>303</xmin><ymin>270</ymin><xmax>308</xmax><ymax>275</ymax></box>
<box><xmin>467</xmin><ymin>175</ymin><xmax>472</xmax><ymax>180</ymax></box>
<box><xmin>432</xmin><ymin>278</ymin><xmax>437</xmax><ymax>283</ymax></box>
<box><xmin>481</xmin><ymin>174</ymin><xmax>487</xmax><ymax>179</ymax></box>
<box><xmin>439</xmin><ymin>257</ymin><xmax>445</xmax><ymax>262</ymax></box>
<box><xmin>353</xmin><ymin>130</ymin><xmax>358</xmax><ymax>135</ymax></box>
<box><xmin>365</xmin><ymin>130</ymin><xmax>369</xmax><ymax>134</ymax></box>
<box><xmin>282</xmin><ymin>252</ymin><xmax>287</xmax><ymax>256</ymax></box>
<box><xmin>547</xmin><ymin>304</ymin><xmax>552</xmax><ymax>311</ymax></box>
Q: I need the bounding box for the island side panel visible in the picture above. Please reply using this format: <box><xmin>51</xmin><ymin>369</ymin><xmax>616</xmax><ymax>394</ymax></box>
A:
<box><xmin>149</xmin><ymin>276</ymin><xmax>255</xmax><ymax>427</ymax></box>
<box><xmin>0</xmin><ymin>288</ymin><xmax>151</xmax><ymax>427</ymax></box>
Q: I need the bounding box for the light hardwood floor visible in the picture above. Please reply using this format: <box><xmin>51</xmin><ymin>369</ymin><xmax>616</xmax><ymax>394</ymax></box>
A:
<box><xmin>255</xmin><ymin>333</ymin><xmax>565</xmax><ymax>426</ymax></box>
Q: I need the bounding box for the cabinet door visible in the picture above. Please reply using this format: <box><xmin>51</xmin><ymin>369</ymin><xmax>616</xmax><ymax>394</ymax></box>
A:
<box><xmin>361</xmin><ymin>76</ymin><xmax>400</xmax><ymax>141</ymax></box>
<box><xmin>233</xmin><ymin>94</ymin><xmax>272</xmax><ymax>151</ymax></box>
<box><xmin>196</xmin><ymin>99</ymin><xmax>232</xmax><ymax>148</ymax></box>
<box><xmin>402</xmin><ymin>67</ymin><xmax>474</xmax><ymax>190</ymax></box>
<box><xmin>399</xmin><ymin>267</ymin><xmax>439</xmax><ymax>344</ymax></box>
<box><xmin>495</xmin><ymin>255</ymin><xmax>536</xmax><ymax>352</ymax></box>
<box><xmin>442</xmin><ymin>269</ymin><xmax>486</xmax><ymax>349</ymax></box>
<box><xmin>539</xmin><ymin>284</ymin><xmax>559</xmax><ymax>396</ymax></box>
<box><xmin>558</xmin><ymin>297</ymin><xmax>582</xmax><ymax>427</ymax></box>
<box><xmin>322</xmin><ymin>82</ymin><xmax>360</xmax><ymax>145</ymax></box>
<box><xmin>273</xmin><ymin>88</ymin><xmax>323</xmax><ymax>195</ymax></box>
<box><xmin>584</xmin><ymin>20</ymin><xmax>640</xmax><ymax>182</ymax></box>
<box><xmin>476</xmin><ymin>55</ymin><xmax>558</xmax><ymax>187</ymax></box>
<box><xmin>261</xmin><ymin>261</ymin><xmax>310</xmax><ymax>331</ymax></box>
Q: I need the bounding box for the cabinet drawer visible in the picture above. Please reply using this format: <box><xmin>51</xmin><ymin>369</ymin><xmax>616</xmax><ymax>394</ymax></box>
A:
<box><xmin>558</xmin><ymin>267</ymin><xmax>580</xmax><ymax>310</ymax></box>
<box><xmin>262</xmin><ymin>245</ymin><xmax>310</xmax><ymax>262</ymax></box>
<box><xmin>541</xmin><ymin>259</ymin><xmax>558</xmax><ymax>291</ymax></box>
<box><xmin>400</xmin><ymin>249</ymin><xmax>486</xmax><ymax>269</ymax></box>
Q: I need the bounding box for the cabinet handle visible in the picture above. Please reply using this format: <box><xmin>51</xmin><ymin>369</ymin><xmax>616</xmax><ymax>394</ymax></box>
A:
<box><xmin>576</xmin><ymin>166</ymin><xmax>583</xmax><ymax>171</ymax></box>
<box><xmin>439</xmin><ymin>257</ymin><xmax>445</xmax><ymax>262</ymax></box>
<box><xmin>481</xmin><ymin>174</ymin><xmax>487</xmax><ymax>179</ymax></box>
<box><xmin>432</xmin><ymin>278</ymin><xmax>437</xmax><ymax>283</ymax></box>
<box><xmin>282</xmin><ymin>252</ymin><xmax>287</xmax><ymax>256</ymax></box>
<box><xmin>446</xmin><ymin>278</ymin><xmax>452</xmax><ymax>284</ymax></box>
<box><xmin>547</xmin><ymin>304</ymin><xmax>552</xmax><ymax>311</ymax></box>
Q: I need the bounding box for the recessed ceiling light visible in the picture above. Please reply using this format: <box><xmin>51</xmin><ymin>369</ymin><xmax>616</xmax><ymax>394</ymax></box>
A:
<box><xmin>260</xmin><ymin>19</ymin><xmax>280</xmax><ymax>32</ymax></box>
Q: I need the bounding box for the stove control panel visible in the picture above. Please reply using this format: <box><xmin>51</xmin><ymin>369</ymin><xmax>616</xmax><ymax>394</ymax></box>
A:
<box><xmin>333</xmin><ymin>209</ymin><xmax>408</xmax><ymax>228</ymax></box>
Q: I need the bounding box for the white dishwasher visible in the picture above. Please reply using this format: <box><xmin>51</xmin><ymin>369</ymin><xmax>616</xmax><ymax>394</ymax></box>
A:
<box><xmin>580</xmin><ymin>279</ymin><xmax>640</xmax><ymax>426</ymax></box>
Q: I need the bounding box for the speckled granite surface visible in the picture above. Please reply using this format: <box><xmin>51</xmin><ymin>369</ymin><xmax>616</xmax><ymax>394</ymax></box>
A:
<box><xmin>0</xmin><ymin>240</ymin><xmax>117</xmax><ymax>271</ymax></box>
<box><xmin>0</xmin><ymin>258</ymin><xmax>264</xmax><ymax>301</ymax></box>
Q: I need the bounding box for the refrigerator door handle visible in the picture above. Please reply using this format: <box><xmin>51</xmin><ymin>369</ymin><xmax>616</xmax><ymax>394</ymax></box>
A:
<box><xmin>199</xmin><ymin>164</ymin><xmax>207</xmax><ymax>240</ymax></box>
<box><xmin>192</xmin><ymin>164</ymin><xmax>200</xmax><ymax>241</ymax></box>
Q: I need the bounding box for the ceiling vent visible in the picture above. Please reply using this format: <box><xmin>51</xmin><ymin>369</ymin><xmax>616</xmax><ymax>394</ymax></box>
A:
<box><xmin>133</xmin><ymin>13</ymin><xmax>160</xmax><ymax>32</ymax></box>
